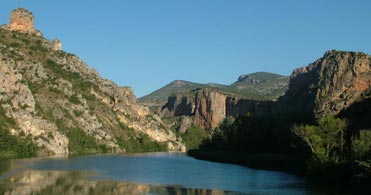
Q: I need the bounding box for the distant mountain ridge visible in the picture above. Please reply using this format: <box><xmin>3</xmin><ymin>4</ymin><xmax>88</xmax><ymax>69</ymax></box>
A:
<box><xmin>231</xmin><ymin>72</ymin><xmax>289</xmax><ymax>99</ymax></box>
<box><xmin>139</xmin><ymin>80</ymin><xmax>223</xmax><ymax>108</ymax></box>
<box><xmin>139</xmin><ymin>72</ymin><xmax>289</xmax><ymax>109</ymax></box>
<box><xmin>159</xmin><ymin>50</ymin><xmax>371</xmax><ymax>131</ymax></box>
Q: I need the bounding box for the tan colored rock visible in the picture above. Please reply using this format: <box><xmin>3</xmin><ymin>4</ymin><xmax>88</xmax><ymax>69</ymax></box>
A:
<box><xmin>9</xmin><ymin>8</ymin><xmax>35</xmax><ymax>33</ymax></box>
<box><xmin>160</xmin><ymin>89</ymin><xmax>271</xmax><ymax>130</ymax></box>
<box><xmin>194</xmin><ymin>89</ymin><xmax>227</xmax><ymax>129</ymax></box>
<box><xmin>0</xmin><ymin>55</ymin><xmax>69</xmax><ymax>155</ymax></box>
<box><xmin>52</xmin><ymin>38</ymin><xmax>62</xmax><ymax>51</ymax></box>
<box><xmin>0</xmin><ymin>11</ymin><xmax>185</xmax><ymax>155</ymax></box>
<box><xmin>278</xmin><ymin>50</ymin><xmax>371</xmax><ymax>118</ymax></box>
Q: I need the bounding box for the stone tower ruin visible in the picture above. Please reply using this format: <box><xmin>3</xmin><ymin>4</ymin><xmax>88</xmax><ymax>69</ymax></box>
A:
<box><xmin>9</xmin><ymin>8</ymin><xmax>35</xmax><ymax>33</ymax></box>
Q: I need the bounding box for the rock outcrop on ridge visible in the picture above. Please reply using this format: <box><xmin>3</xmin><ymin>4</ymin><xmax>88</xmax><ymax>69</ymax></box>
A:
<box><xmin>159</xmin><ymin>50</ymin><xmax>371</xmax><ymax>131</ymax></box>
<box><xmin>0</xmin><ymin>8</ymin><xmax>185</xmax><ymax>156</ymax></box>
<box><xmin>277</xmin><ymin>50</ymin><xmax>371</xmax><ymax>119</ymax></box>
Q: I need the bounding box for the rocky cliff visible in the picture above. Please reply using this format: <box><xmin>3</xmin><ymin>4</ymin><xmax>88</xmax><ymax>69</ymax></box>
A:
<box><xmin>0</xmin><ymin>8</ymin><xmax>185</xmax><ymax>156</ymax></box>
<box><xmin>140</xmin><ymin>73</ymin><xmax>289</xmax><ymax>111</ymax></box>
<box><xmin>160</xmin><ymin>94</ymin><xmax>195</xmax><ymax>118</ymax></box>
<box><xmin>194</xmin><ymin>89</ymin><xmax>273</xmax><ymax>129</ymax></box>
<box><xmin>193</xmin><ymin>90</ymin><xmax>227</xmax><ymax>130</ymax></box>
<box><xmin>139</xmin><ymin>80</ymin><xmax>227</xmax><ymax>110</ymax></box>
<box><xmin>161</xmin><ymin>89</ymin><xmax>272</xmax><ymax>130</ymax></box>
<box><xmin>277</xmin><ymin>50</ymin><xmax>371</xmax><ymax>119</ymax></box>
<box><xmin>160</xmin><ymin>50</ymin><xmax>371</xmax><ymax>131</ymax></box>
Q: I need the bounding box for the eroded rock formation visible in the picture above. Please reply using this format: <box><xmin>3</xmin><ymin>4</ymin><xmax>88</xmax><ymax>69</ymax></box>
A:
<box><xmin>277</xmin><ymin>50</ymin><xmax>371</xmax><ymax>119</ymax></box>
<box><xmin>160</xmin><ymin>50</ymin><xmax>371</xmax><ymax>131</ymax></box>
<box><xmin>51</xmin><ymin>38</ymin><xmax>62</xmax><ymax>51</ymax></box>
<box><xmin>161</xmin><ymin>89</ymin><xmax>272</xmax><ymax>130</ymax></box>
<box><xmin>161</xmin><ymin>94</ymin><xmax>195</xmax><ymax>118</ymax></box>
<box><xmin>0</xmin><ymin>8</ymin><xmax>185</xmax><ymax>155</ymax></box>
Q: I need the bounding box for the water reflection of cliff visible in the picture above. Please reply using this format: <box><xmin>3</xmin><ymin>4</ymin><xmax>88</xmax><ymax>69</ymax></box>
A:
<box><xmin>0</xmin><ymin>170</ymin><xmax>228</xmax><ymax>195</ymax></box>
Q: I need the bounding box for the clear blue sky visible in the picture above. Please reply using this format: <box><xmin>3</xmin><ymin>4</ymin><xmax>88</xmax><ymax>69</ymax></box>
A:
<box><xmin>1</xmin><ymin>1</ymin><xmax>371</xmax><ymax>97</ymax></box>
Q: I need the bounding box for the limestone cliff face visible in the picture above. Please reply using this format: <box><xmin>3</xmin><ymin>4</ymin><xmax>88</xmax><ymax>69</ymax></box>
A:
<box><xmin>278</xmin><ymin>50</ymin><xmax>371</xmax><ymax>119</ymax></box>
<box><xmin>193</xmin><ymin>89</ymin><xmax>272</xmax><ymax>129</ymax></box>
<box><xmin>161</xmin><ymin>94</ymin><xmax>195</xmax><ymax>117</ymax></box>
<box><xmin>0</xmin><ymin>8</ymin><xmax>185</xmax><ymax>155</ymax></box>
<box><xmin>160</xmin><ymin>51</ymin><xmax>371</xmax><ymax>130</ymax></box>
<box><xmin>194</xmin><ymin>90</ymin><xmax>227</xmax><ymax>130</ymax></box>
<box><xmin>0</xmin><ymin>57</ymin><xmax>69</xmax><ymax>155</ymax></box>
<box><xmin>160</xmin><ymin>89</ymin><xmax>270</xmax><ymax>130</ymax></box>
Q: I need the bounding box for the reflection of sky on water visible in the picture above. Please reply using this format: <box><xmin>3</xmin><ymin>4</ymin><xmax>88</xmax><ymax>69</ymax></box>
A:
<box><xmin>1</xmin><ymin>153</ymin><xmax>310</xmax><ymax>194</ymax></box>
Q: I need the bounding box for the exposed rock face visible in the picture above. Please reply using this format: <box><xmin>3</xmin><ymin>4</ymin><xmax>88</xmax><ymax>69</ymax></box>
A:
<box><xmin>177</xmin><ymin>116</ymin><xmax>193</xmax><ymax>133</ymax></box>
<box><xmin>161</xmin><ymin>94</ymin><xmax>195</xmax><ymax>118</ymax></box>
<box><xmin>0</xmin><ymin>57</ymin><xmax>69</xmax><ymax>155</ymax></box>
<box><xmin>51</xmin><ymin>38</ymin><xmax>62</xmax><ymax>51</ymax></box>
<box><xmin>278</xmin><ymin>50</ymin><xmax>371</xmax><ymax>119</ymax></box>
<box><xmin>0</xmin><ymin>9</ymin><xmax>185</xmax><ymax>155</ymax></box>
<box><xmin>140</xmin><ymin>73</ymin><xmax>289</xmax><ymax>111</ymax></box>
<box><xmin>160</xmin><ymin>51</ymin><xmax>371</xmax><ymax>130</ymax></box>
<box><xmin>194</xmin><ymin>90</ymin><xmax>227</xmax><ymax>130</ymax></box>
<box><xmin>160</xmin><ymin>89</ymin><xmax>271</xmax><ymax>130</ymax></box>
<box><xmin>193</xmin><ymin>89</ymin><xmax>272</xmax><ymax>129</ymax></box>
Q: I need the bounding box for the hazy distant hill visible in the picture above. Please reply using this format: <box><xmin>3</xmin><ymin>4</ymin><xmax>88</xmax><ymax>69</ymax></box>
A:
<box><xmin>139</xmin><ymin>72</ymin><xmax>289</xmax><ymax>108</ymax></box>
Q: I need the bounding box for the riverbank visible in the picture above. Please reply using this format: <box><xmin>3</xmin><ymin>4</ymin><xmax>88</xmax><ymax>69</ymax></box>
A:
<box><xmin>187</xmin><ymin>149</ymin><xmax>306</xmax><ymax>175</ymax></box>
<box><xmin>187</xmin><ymin>149</ymin><xmax>371</xmax><ymax>194</ymax></box>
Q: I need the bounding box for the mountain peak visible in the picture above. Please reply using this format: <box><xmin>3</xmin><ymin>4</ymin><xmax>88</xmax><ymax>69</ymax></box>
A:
<box><xmin>236</xmin><ymin>72</ymin><xmax>287</xmax><ymax>84</ymax></box>
<box><xmin>169</xmin><ymin>80</ymin><xmax>191</xmax><ymax>87</ymax></box>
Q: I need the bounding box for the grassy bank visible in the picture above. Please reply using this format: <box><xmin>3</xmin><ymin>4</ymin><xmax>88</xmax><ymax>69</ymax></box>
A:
<box><xmin>187</xmin><ymin>149</ymin><xmax>305</xmax><ymax>175</ymax></box>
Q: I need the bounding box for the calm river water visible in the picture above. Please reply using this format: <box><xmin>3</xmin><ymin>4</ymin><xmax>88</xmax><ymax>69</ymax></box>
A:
<box><xmin>0</xmin><ymin>153</ymin><xmax>343</xmax><ymax>194</ymax></box>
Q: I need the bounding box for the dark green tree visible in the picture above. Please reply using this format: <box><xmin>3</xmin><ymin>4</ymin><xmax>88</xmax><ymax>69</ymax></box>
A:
<box><xmin>292</xmin><ymin>116</ymin><xmax>347</xmax><ymax>162</ymax></box>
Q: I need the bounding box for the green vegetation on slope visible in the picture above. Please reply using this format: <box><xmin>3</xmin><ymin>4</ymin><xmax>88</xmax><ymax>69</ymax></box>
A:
<box><xmin>191</xmin><ymin>114</ymin><xmax>371</xmax><ymax>186</ymax></box>
<box><xmin>139</xmin><ymin>80</ymin><xmax>225</xmax><ymax>108</ymax></box>
<box><xmin>180</xmin><ymin>126</ymin><xmax>208</xmax><ymax>150</ymax></box>
<box><xmin>116</xmin><ymin>121</ymin><xmax>167</xmax><ymax>153</ymax></box>
<box><xmin>0</xmin><ymin>104</ymin><xmax>38</xmax><ymax>158</ymax></box>
<box><xmin>1</xmin><ymin>28</ymin><xmax>170</xmax><ymax>156</ymax></box>
<box><xmin>199</xmin><ymin>113</ymin><xmax>305</xmax><ymax>153</ymax></box>
<box><xmin>293</xmin><ymin>117</ymin><xmax>371</xmax><ymax>184</ymax></box>
<box><xmin>0</xmin><ymin>29</ymin><xmax>51</xmax><ymax>62</ymax></box>
<box><xmin>231</xmin><ymin>72</ymin><xmax>289</xmax><ymax>100</ymax></box>
<box><xmin>66</xmin><ymin>127</ymin><xmax>107</xmax><ymax>155</ymax></box>
<box><xmin>139</xmin><ymin>72</ymin><xmax>289</xmax><ymax>109</ymax></box>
